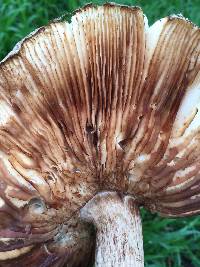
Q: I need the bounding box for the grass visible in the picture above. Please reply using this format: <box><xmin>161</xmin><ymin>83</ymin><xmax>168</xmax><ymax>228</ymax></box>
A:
<box><xmin>142</xmin><ymin>209</ymin><xmax>200</xmax><ymax>267</ymax></box>
<box><xmin>1</xmin><ymin>0</ymin><xmax>200</xmax><ymax>60</ymax></box>
<box><xmin>0</xmin><ymin>0</ymin><xmax>200</xmax><ymax>266</ymax></box>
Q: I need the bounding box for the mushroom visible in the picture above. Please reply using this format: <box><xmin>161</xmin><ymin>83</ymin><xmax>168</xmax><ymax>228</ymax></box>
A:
<box><xmin>0</xmin><ymin>2</ymin><xmax>200</xmax><ymax>267</ymax></box>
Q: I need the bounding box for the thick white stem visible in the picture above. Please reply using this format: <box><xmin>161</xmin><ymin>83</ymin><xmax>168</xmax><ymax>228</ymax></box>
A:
<box><xmin>80</xmin><ymin>192</ymin><xmax>144</xmax><ymax>267</ymax></box>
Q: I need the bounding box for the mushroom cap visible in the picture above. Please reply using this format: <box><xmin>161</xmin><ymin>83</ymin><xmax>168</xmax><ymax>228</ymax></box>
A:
<box><xmin>0</xmin><ymin>2</ymin><xmax>200</xmax><ymax>264</ymax></box>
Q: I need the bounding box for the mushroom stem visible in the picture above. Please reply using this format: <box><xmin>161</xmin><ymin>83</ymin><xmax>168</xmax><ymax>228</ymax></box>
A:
<box><xmin>80</xmin><ymin>191</ymin><xmax>144</xmax><ymax>267</ymax></box>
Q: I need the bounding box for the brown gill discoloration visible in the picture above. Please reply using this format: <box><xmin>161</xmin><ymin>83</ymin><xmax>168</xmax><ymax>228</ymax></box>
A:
<box><xmin>0</xmin><ymin>4</ymin><xmax>200</xmax><ymax>226</ymax></box>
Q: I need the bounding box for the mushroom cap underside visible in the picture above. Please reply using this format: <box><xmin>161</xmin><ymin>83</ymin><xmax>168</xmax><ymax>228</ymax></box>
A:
<box><xmin>0</xmin><ymin>4</ymin><xmax>200</xmax><ymax>263</ymax></box>
<box><xmin>1</xmin><ymin>2</ymin><xmax>200</xmax><ymax>219</ymax></box>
